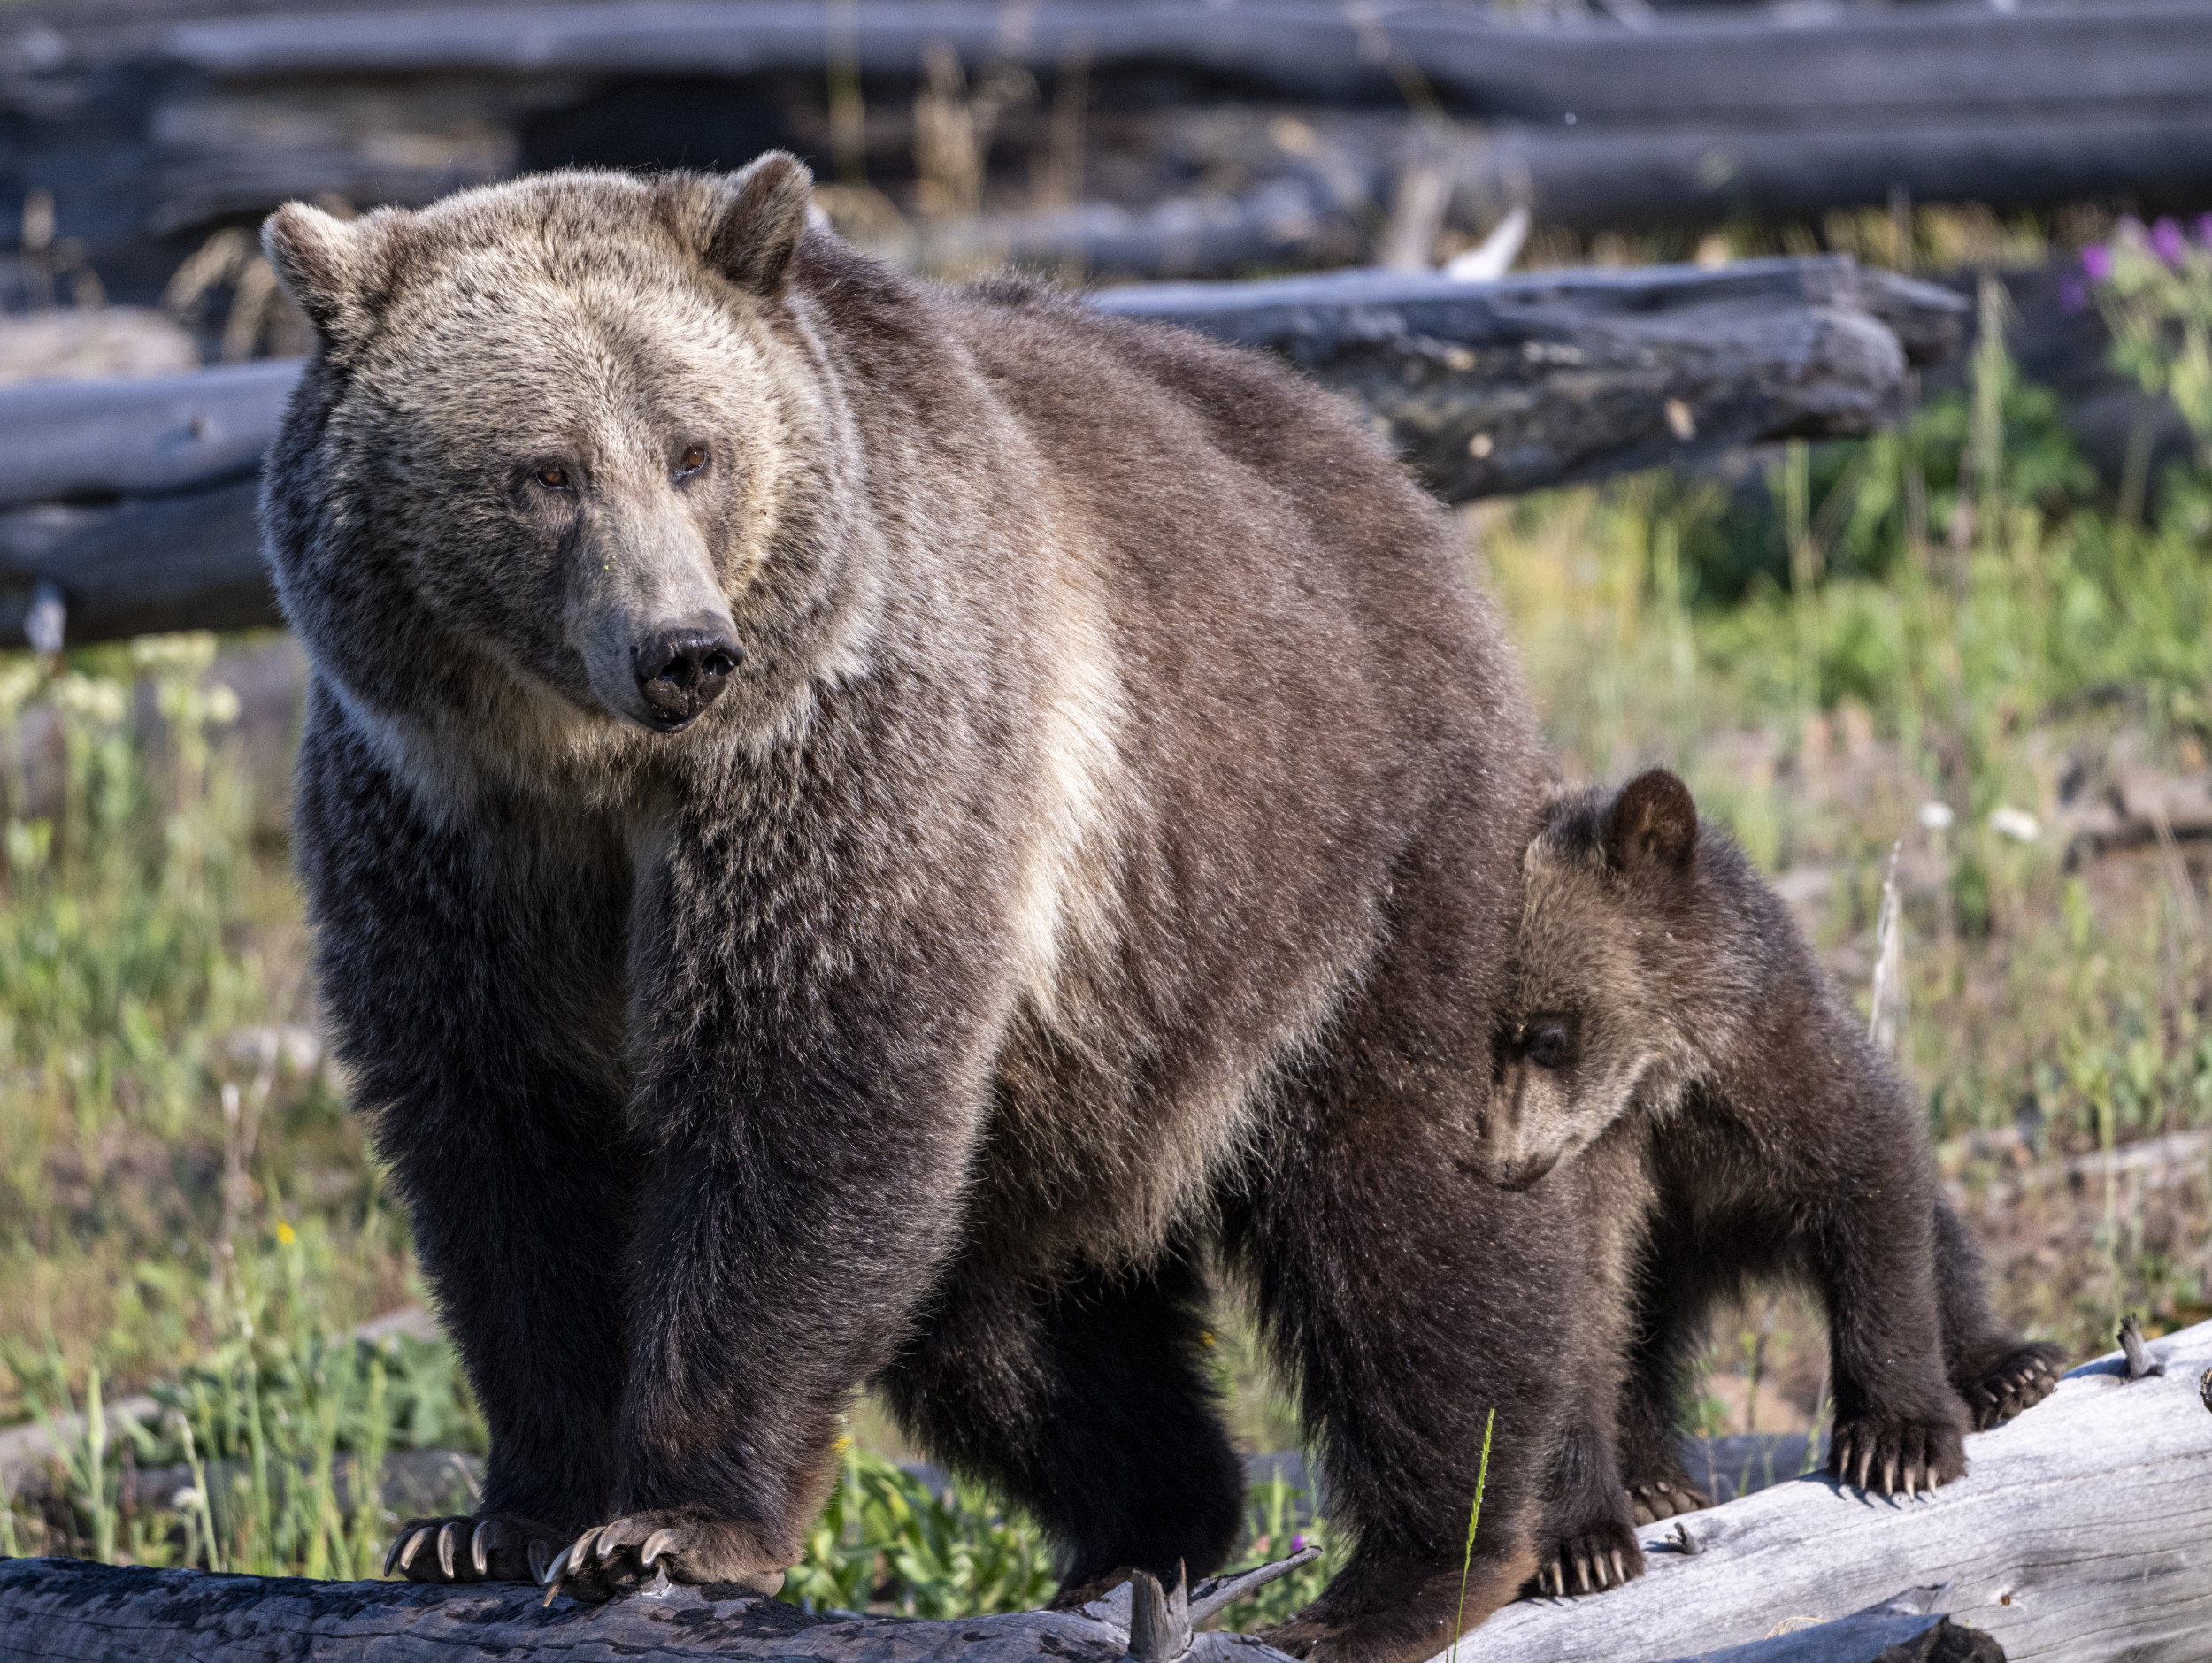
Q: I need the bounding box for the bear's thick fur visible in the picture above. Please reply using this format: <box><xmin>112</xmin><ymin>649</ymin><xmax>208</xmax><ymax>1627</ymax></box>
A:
<box><xmin>1476</xmin><ymin>769</ymin><xmax>2065</xmax><ymax>1592</ymax></box>
<box><xmin>260</xmin><ymin>155</ymin><xmax>1578</xmax><ymax>1660</ymax></box>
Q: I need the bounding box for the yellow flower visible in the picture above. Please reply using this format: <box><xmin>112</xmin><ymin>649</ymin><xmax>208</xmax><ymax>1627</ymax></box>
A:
<box><xmin>276</xmin><ymin>1219</ymin><xmax>296</xmax><ymax>1246</ymax></box>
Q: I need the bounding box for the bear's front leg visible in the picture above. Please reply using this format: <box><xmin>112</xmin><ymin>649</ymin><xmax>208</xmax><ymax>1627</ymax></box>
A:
<box><xmin>1814</xmin><ymin>1188</ymin><xmax>1969</xmax><ymax>1499</ymax></box>
<box><xmin>541</xmin><ymin>792</ymin><xmax>1002</xmax><ymax>1604</ymax></box>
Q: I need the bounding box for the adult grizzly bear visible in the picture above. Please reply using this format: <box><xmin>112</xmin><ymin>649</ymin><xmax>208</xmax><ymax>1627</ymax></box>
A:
<box><xmin>261</xmin><ymin>154</ymin><xmax>1568</xmax><ymax>1661</ymax></box>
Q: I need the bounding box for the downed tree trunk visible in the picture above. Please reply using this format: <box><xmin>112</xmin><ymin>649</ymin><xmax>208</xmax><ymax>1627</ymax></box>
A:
<box><xmin>6</xmin><ymin>2</ymin><xmax>2212</xmax><ymax>293</ymax></box>
<box><xmin>0</xmin><ymin>1562</ymin><xmax>2007</xmax><ymax>1663</ymax></box>
<box><xmin>16</xmin><ymin>1314</ymin><xmax>2208</xmax><ymax>1662</ymax></box>
<box><xmin>1467</xmin><ymin>1316</ymin><xmax>2212</xmax><ymax>1663</ymax></box>
<box><xmin>0</xmin><ymin>256</ymin><xmax>1959</xmax><ymax>649</ymax></box>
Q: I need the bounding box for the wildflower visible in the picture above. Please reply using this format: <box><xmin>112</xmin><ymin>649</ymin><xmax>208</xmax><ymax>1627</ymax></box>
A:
<box><xmin>1290</xmin><ymin>1534</ymin><xmax>1307</xmax><ymax>1552</ymax></box>
<box><xmin>1917</xmin><ymin>801</ymin><xmax>1955</xmax><ymax>832</ymax></box>
<box><xmin>2081</xmin><ymin>243</ymin><xmax>2112</xmax><ymax>282</ymax></box>
<box><xmin>275</xmin><ymin>1218</ymin><xmax>296</xmax><ymax>1245</ymax></box>
<box><xmin>2151</xmin><ymin>217</ymin><xmax>2187</xmax><ymax>267</ymax></box>
<box><xmin>1987</xmin><ymin>806</ymin><xmax>2040</xmax><ymax>843</ymax></box>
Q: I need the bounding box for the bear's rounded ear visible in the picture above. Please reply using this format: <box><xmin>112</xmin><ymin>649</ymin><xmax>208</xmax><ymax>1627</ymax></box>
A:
<box><xmin>1601</xmin><ymin>769</ymin><xmax>1698</xmax><ymax>874</ymax></box>
<box><xmin>682</xmin><ymin>151</ymin><xmax>815</xmax><ymax>298</ymax></box>
<box><xmin>261</xmin><ymin>202</ymin><xmax>399</xmax><ymax>346</ymax></box>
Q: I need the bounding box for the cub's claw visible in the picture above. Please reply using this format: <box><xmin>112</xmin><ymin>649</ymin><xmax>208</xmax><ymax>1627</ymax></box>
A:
<box><xmin>1624</xmin><ymin>1476</ymin><xmax>1709</xmax><ymax>1526</ymax></box>
<box><xmin>1957</xmin><ymin>1342</ymin><xmax>2068</xmax><ymax>1429</ymax></box>
<box><xmin>1828</xmin><ymin>1412</ymin><xmax>1965</xmax><ymax>1499</ymax></box>
<box><xmin>1530</xmin><ymin>1523</ymin><xmax>1643</xmax><ymax>1600</ymax></box>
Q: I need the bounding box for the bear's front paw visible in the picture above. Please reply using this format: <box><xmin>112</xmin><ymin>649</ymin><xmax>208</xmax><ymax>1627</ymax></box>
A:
<box><xmin>1827</xmin><ymin>1410</ymin><xmax>1966</xmax><ymax>1498</ymax></box>
<box><xmin>1623</xmin><ymin>1473</ymin><xmax>1710</xmax><ymax>1526</ymax></box>
<box><xmin>540</xmin><ymin>1507</ymin><xmax>787</xmax><ymax>1605</ymax></box>
<box><xmin>1957</xmin><ymin>1341</ymin><xmax>2067</xmax><ymax>1430</ymax></box>
<box><xmin>386</xmin><ymin>1514</ymin><xmax>561</xmax><ymax>1584</ymax></box>
<box><xmin>1528</xmin><ymin>1517</ymin><xmax>1642</xmax><ymax>1599</ymax></box>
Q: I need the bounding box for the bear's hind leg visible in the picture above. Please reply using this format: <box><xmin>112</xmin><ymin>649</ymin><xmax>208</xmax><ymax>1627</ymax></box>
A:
<box><xmin>1931</xmin><ymin>1198</ymin><xmax>2067</xmax><ymax>1429</ymax></box>
<box><xmin>879</xmin><ymin>1242</ymin><xmax>1247</xmax><ymax>1606</ymax></box>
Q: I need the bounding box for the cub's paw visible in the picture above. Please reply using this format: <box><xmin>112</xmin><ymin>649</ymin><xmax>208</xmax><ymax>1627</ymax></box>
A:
<box><xmin>385</xmin><ymin>1514</ymin><xmax>561</xmax><ymax>1584</ymax></box>
<box><xmin>540</xmin><ymin>1507</ymin><xmax>787</xmax><ymax>1605</ymax></box>
<box><xmin>1956</xmin><ymin>1342</ymin><xmax>2068</xmax><ymax>1430</ymax></box>
<box><xmin>1528</xmin><ymin>1519</ymin><xmax>1643</xmax><ymax>1598</ymax></box>
<box><xmin>1623</xmin><ymin>1473</ymin><xmax>1710</xmax><ymax>1526</ymax></box>
<box><xmin>1827</xmin><ymin>1412</ymin><xmax>1966</xmax><ymax>1498</ymax></box>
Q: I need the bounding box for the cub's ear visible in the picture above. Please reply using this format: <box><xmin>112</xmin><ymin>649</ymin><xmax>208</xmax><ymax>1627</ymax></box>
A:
<box><xmin>687</xmin><ymin>151</ymin><xmax>815</xmax><ymax>296</ymax></box>
<box><xmin>1602</xmin><ymin>769</ymin><xmax>1698</xmax><ymax>873</ymax></box>
<box><xmin>261</xmin><ymin>202</ymin><xmax>404</xmax><ymax>346</ymax></box>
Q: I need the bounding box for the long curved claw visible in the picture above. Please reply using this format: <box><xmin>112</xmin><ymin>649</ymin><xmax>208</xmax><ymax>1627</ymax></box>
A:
<box><xmin>438</xmin><ymin>1521</ymin><xmax>457</xmax><ymax>1580</ymax></box>
<box><xmin>598</xmin><ymin>1528</ymin><xmax>625</xmax><ymax>1564</ymax></box>
<box><xmin>1574</xmin><ymin>1552</ymin><xmax>1592</xmax><ymax>1595</ymax></box>
<box><xmin>1609</xmin><ymin>1549</ymin><xmax>1626</xmax><ymax>1587</ymax></box>
<box><xmin>1856</xmin><ymin>1445</ymin><xmax>1874</xmax><ymax>1491</ymax></box>
<box><xmin>1882</xmin><ymin>1456</ymin><xmax>1898</xmax><ymax>1497</ymax></box>
<box><xmin>641</xmin><ymin>1529</ymin><xmax>679</xmax><ymax>1568</ymax></box>
<box><xmin>397</xmin><ymin>1527</ymin><xmax>429</xmax><ymax>1575</ymax></box>
<box><xmin>384</xmin><ymin>1529</ymin><xmax>410</xmax><ymax>1577</ymax></box>
<box><xmin>472</xmin><ymin>1521</ymin><xmax>492</xmax><ymax>1576</ymax></box>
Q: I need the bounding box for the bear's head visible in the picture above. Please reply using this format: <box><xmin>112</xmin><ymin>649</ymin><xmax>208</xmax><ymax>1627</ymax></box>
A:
<box><xmin>261</xmin><ymin>156</ymin><xmax>841</xmax><ymax>753</ymax></box>
<box><xmin>1472</xmin><ymin>768</ymin><xmax>1713</xmax><ymax>1189</ymax></box>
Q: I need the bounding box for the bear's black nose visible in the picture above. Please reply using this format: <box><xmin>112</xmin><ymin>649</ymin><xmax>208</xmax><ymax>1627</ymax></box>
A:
<box><xmin>633</xmin><ymin>621</ymin><xmax>741</xmax><ymax>729</ymax></box>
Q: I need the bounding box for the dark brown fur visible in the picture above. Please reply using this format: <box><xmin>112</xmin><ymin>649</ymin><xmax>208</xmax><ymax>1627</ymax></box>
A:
<box><xmin>262</xmin><ymin>157</ymin><xmax>1577</xmax><ymax>1659</ymax></box>
<box><xmin>1477</xmin><ymin>770</ymin><xmax>2064</xmax><ymax>1590</ymax></box>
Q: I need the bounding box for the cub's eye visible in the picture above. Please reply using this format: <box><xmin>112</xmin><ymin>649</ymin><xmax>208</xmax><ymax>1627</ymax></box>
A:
<box><xmin>1524</xmin><ymin>1017</ymin><xmax>1576</xmax><ymax>1071</ymax></box>
<box><xmin>675</xmin><ymin>445</ymin><xmax>708</xmax><ymax>478</ymax></box>
<box><xmin>534</xmin><ymin>465</ymin><xmax>572</xmax><ymax>490</ymax></box>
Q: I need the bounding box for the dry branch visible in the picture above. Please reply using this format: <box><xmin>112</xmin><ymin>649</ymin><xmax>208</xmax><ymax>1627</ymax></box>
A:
<box><xmin>0</xmin><ymin>256</ymin><xmax>1959</xmax><ymax>650</ymax></box>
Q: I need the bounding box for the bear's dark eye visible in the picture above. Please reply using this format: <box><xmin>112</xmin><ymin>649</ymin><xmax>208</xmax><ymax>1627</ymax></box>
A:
<box><xmin>675</xmin><ymin>445</ymin><xmax>708</xmax><ymax>478</ymax></box>
<box><xmin>535</xmin><ymin>465</ymin><xmax>572</xmax><ymax>490</ymax></box>
<box><xmin>1524</xmin><ymin>1016</ymin><xmax>1577</xmax><ymax>1070</ymax></box>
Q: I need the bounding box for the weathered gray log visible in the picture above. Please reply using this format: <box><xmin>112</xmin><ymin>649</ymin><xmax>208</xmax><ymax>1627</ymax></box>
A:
<box><xmin>1653</xmin><ymin>1591</ymin><xmax>2002</xmax><ymax>1663</ymax></box>
<box><xmin>1461</xmin><ymin>1316</ymin><xmax>2212</xmax><ymax>1663</ymax></box>
<box><xmin>0</xmin><ymin>256</ymin><xmax>1960</xmax><ymax>649</ymax></box>
<box><xmin>0</xmin><ymin>1552</ymin><xmax>1326</xmax><ymax>1663</ymax></box>
<box><xmin>145</xmin><ymin>1</ymin><xmax>2212</xmax><ymax>124</ymax></box>
<box><xmin>0</xmin><ymin>1560</ymin><xmax>2009</xmax><ymax>1663</ymax></box>
<box><xmin>4</xmin><ymin>1</ymin><xmax>2212</xmax><ymax>293</ymax></box>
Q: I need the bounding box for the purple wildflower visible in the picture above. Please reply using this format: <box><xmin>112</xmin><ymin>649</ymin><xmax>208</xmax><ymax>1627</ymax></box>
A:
<box><xmin>1290</xmin><ymin>1534</ymin><xmax>1307</xmax><ymax>1553</ymax></box>
<box><xmin>2059</xmin><ymin>275</ymin><xmax>2088</xmax><ymax>314</ymax></box>
<box><xmin>2081</xmin><ymin>243</ymin><xmax>2112</xmax><ymax>281</ymax></box>
<box><xmin>2152</xmin><ymin>216</ymin><xmax>2187</xmax><ymax>265</ymax></box>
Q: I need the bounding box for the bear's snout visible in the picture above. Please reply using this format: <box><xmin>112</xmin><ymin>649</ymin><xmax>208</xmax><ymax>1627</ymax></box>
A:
<box><xmin>633</xmin><ymin>618</ymin><xmax>742</xmax><ymax>731</ymax></box>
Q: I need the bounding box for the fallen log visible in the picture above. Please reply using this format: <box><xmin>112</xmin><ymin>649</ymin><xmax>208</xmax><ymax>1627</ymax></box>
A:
<box><xmin>0</xmin><ymin>1559</ymin><xmax>2008</xmax><ymax>1663</ymax></box>
<box><xmin>0</xmin><ymin>255</ymin><xmax>1960</xmax><ymax>649</ymax></box>
<box><xmin>12</xmin><ymin>1317</ymin><xmax>2205</xmax><ymax>1661</ymax></box>
<box><xmin>5</xmin><ymin>1</ymin><xmax>2212</xmax><ymax>295</ymax></box>
<box><xmin>1466</xmin><ymin>1316</ymin><xmax>2212</xmax><ymax>1662</ymax></box>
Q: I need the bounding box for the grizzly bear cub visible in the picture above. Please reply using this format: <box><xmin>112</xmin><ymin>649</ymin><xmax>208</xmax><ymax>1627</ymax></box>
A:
<box><xmin>1479</xmin><ymin>769</ymin><xmax>2064</xmax><ymax>1595</ymax></box>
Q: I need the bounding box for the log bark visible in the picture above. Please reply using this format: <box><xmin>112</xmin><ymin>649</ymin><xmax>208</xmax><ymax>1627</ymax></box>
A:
<box><xmin>0</xmin><ymin>256</ymin><xmax>1958</xmax><ymax>649</ymax></box>
<box><xmin>142</xmin><ymin>1</ymin><xmax>2212</xmax><ymax>124</ymax></box>
<box><xmin>1463</xmin><ymin>1316</ymin><xmax>2212</xmax><ymax>1663</ymax></box>
<box><xmin>4</xmin><ymin>2</ymin><xmax>2212</xmax><ymax>293</ymax></box>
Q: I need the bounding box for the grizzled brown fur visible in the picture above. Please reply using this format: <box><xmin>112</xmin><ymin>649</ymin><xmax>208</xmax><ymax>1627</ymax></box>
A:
<box><xmin>260</xmin><ymin>156</ymin><xmax>1580</xmax><ymax>1660</ymax></box>
<box><xmin>1479</xmin><ymin>770</ymin><xmax>2065</xmax><ymax>1588</ymax></box>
